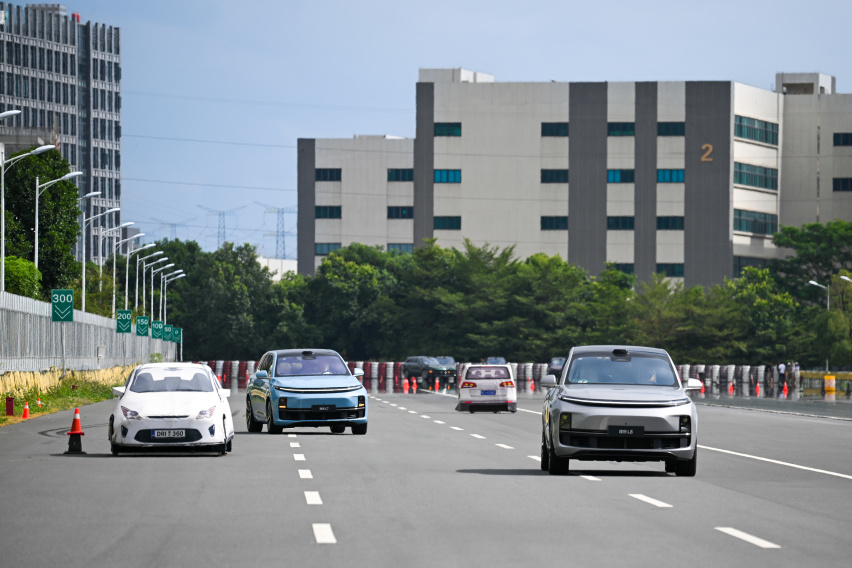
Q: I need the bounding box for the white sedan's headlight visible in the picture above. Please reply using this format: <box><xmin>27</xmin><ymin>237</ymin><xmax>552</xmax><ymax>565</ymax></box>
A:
<box><xmin>196</xmin><ymin>406</ymin><xmax>217</xmax><ymax>420</ymax></box>
<box><xmin>121</xmin><ymin>406</ymin><xmax>143</xmax><ymax>420</ymax></box>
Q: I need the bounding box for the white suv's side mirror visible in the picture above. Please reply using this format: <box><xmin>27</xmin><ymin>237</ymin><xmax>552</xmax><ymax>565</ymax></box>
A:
<box><xmin>540</xmin><ymin>375</ymin><xmax>558</xmax><ymax>388</ymax></box>
<box><xmin>685</xmin><ymin>378</ymin><xmax>703</xmax><ymax>391</ymax></box>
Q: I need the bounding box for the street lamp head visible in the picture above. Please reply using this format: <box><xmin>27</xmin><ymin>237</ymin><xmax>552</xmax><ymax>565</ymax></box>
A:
<box><xmin>104</xmin><ymin>207</ymin><xmax>120</xmax><ymax>214</ymax></box>
<box><xmin>117</xmin><ymin>221</ymin><xmax>134</xmax><ymax>229</ymax></box>
<box><xmin>0</xmin><ymin>110</ymin><xmax>21</xmax><ymax>120</ymax></box>
<box><xmin>807</xmin><ymin>280</ymin><xmax>826</xmax><ymax>289</ymax></box>
<box><xmin>841</xmin><ymin>275</ymin><xmax>852</xmax><ymax>283</ymax></box>
<box><xmin>137</xmin><ymin>243</ymin><xmax>155</xmax><ymax>251</ymax></box>
<box><xmin>81</xmin><ymin>191</ymin><xmax>100</xmax><ymax>199</ymax></box>
<box><xmin>29</xmin><ymin>144</ymin><xmax>56</xmax><ymax>156</ymax></box>
<box><xmin>61</xmin><ymin>171</ymin><xmax>84</xmax><ymax>181</ymax></box>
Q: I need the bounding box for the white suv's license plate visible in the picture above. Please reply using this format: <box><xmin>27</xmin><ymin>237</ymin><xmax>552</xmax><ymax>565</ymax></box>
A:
<box><xmin>480</xmin><ymin>390</ymin><xmax>496</xmax><ymax>396</ymax></box>
<box><xmin>153</xmin><ymin>429</ymin><xmax>185</xmax><ymax>438</ymax></box>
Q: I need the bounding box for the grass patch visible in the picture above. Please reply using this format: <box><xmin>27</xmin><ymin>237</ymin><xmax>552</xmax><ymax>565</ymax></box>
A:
<box><xmin>0</xmin><ymin>379</ymin><xmax>121</xmax><ymax>427</ymax></box>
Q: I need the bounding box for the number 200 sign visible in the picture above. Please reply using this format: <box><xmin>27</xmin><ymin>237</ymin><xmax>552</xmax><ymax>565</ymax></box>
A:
<box><xmin>116</xmin><ymin>310</ymin><xmax>132</xmax><ymax>333</ymax></box>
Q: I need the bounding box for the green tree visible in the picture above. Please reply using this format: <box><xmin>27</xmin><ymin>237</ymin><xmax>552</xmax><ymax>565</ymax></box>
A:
<box><xmin>3</xmin><ymin>148</ymin><xmax>81</xmax><ymax>297</ymax></box>
<box><xmin>3</xmin><ymin>255</ymin><xmax>41</xmax><ymax>298</ymax></box>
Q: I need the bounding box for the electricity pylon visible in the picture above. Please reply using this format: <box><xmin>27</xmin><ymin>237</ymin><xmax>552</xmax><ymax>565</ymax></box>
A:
<box><xmin>255</xmin><ymin>202</ymin><xmax>297</xmax><ymax>259</ymax></box>
<box><xmin>197</xmin><ymin>205</ymin><xmax>246</xmax><ymax>248</ymax></box>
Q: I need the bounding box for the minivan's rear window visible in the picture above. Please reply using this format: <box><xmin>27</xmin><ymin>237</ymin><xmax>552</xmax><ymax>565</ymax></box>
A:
<box><xmin>466</xmin><ymin>366</ymin><xmax>510</xmax><ymax>380</ymax></box>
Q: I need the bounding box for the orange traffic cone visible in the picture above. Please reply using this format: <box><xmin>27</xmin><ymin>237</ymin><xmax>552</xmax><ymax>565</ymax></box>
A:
<box><xmin>435</xmin><ymin>378</ymin><xmax>439</xmax><ymax>392</ymax></box>
<box><xmin>21</xmin><ymin>402</ymin><xmax>30</xmax><ymax>420</ymax></box>
<box><xmin>36</xmin><ymin>398</ymin><xmax>42</xmax><ymax>408</ymax></box>
<box><xmin>411</xmin><ymin>378</ymin><xmax>418</xmax><ymax>394</ymax></box>
<box><xmin>530</xmin><ymin>379</ymin><xmax>535</xmax><ymax>394</ymax></box>
<box><xmin>65</xmin><ymin>408</ymin><xmax>86</xmax><ymax>455</ymax></box>
<box><xmin>756</xmin><ymin>382</ymin><xmax>761</xmax><ymax>397</ymax></box>
<box><xmin>728</xmin><ymin>381</ymin><xmax>734</xmax><ymax>395</ymax></box>
<box><xmin>402</xmin><ymin>378</ymin><xmax>410</xmax><ymax>394</ymax></box>
<box><xmin>782</xmin><ymin>382</ymin><xmax>788</xmax><ymax>398</ymax></box>
<box><xmin>699</xmin><ymin>382</ymin><xmax>705</xmax><ymax>398</ymax></box>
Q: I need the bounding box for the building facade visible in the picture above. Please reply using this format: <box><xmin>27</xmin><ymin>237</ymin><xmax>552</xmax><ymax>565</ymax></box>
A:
<box><xmin>298</xmin><ymin>69</ymin><xmax>852</xmax><ymax>287</ymax></box>
<box><xmin>0</xmin><ymin>3</ymin><xmax>121</xmax><ymax>263</ymax></box>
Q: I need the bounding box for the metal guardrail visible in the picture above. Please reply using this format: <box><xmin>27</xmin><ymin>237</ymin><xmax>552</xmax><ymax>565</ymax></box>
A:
<box><xmin>0</xmin><ymin>291</ymin><xmax>176</xmax><ymax>373</ymax></box>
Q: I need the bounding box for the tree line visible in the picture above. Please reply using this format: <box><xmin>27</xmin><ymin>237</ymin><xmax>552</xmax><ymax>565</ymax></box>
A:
<box><xmin>3</xmin><ymin>147</ymin><xmax>852</xmax><ymax>368</ymax></box>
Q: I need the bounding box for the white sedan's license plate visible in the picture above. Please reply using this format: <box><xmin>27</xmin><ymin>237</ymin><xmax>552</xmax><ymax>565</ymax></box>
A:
<box><xmin>153</xmin><ymin>430</ymin><xmax>185</xmax><ymax>438</ymax></box>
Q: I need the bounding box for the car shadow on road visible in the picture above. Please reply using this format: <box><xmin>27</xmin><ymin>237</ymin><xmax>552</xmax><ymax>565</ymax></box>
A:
<box><xmin>456</xmin><ymin>468</ymin><xmax>548</xmax><ymax>476</ymax></box>
<box><xmin>52</xmin><ymin>452</ymin><xmax>223</xmax><ymax>458</ymax></box>
<box><xmin>457</xmin><ymin>468</ymin><xmax>669</xmax><ymax>477</ymax></box>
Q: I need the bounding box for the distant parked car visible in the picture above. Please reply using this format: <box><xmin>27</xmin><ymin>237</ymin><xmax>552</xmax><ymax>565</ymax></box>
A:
<box><xmin>402</xmin><ymin>356</ymin><xmax>457</xmax><ymax>390</ymax></box>
<box><xmin>485</xmin><ymin>356</ymin><xmax>507</xmax><ymax>365</ymax></box>
<box><xmin>457</xmin><ymin>363</ymin><xmax>516</xmax><ymax>413</ymax></box>
<box><xmin>108</xmin><ymin>362</ymin><xmax>235</xmax><ymax>455</ymax></box>
<box><xmin>246</xmin><ymin>348</ymin><xmax>368</xmax><ymax>435</ymax></box>
<box><xmin>547</xmin><ymin>356</ymin><xmax>567</xmax><ymax>377</ymax></box>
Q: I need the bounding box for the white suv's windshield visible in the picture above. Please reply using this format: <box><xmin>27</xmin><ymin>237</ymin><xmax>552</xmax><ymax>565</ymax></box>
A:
<box><xmin>130</xmin><ymin>368</ymin><xmax>215</xmax><ymax>393</ymax></box>
<box><xmin>566</xmin><ymin>355</ymin><xmax>677</xmax><ymax>386</ymax></box>
<box><xmin>275</xmin><ymin>354</ymin><xmax>349</xmax><ymax>377</ymax></box>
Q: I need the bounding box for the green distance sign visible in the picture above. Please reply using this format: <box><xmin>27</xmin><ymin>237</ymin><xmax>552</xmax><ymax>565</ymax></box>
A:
<box><xmin>173</xmin><ymin>327</ymin><xmax>182</xmax><ymax>343</ymax></box>
<box><xmin>136</xmin><ymin>316</ymin><xmax>150</xmax><ymax>336</ymax></box>
<box><xmin>164</xmin><ymin>324</ymin><xmax>173</xmax><ymax>342</ymax></box>
<box><xmin>151</xmin><ymin>320</ymin><xmax>164</xmax><ymax>339</ymax></box>
<box><xmin>51</xmin><ymin>289</ymin><xmax>73</xmax><ymax>322</ymax></box>
<box><xmin>116</xmin><ymin>310</ymin><xmax>132</xmax><ymax>333</ymax></box>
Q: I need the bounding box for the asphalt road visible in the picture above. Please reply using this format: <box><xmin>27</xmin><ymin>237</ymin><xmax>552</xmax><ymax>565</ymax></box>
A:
<box><xmin>0</xmin><ymin>390</ymin><xmax>850</xmax><ymax>568</ymax></box>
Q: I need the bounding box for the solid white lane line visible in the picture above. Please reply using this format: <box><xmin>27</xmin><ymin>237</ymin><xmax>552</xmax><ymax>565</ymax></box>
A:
<box><xmin>496</xmin><ymin>443</ymin><xmax>514</xmax><ymax>450</ymax></box>
<box><xmin>294</xmin><ymin>454</ymin><xmax>306</xmax><ymax>461</ymax></box>
<box><xmin>420</xmin><ymin>415</ymin><xmax>430</xmax><ymax>419</ymax></box>
<box><xmin>629</xmin><ymin>494</ymin><xmax>673</xmax><ymax>508</ymax></box>
<box><xmin>580</xmin><ymin>475</ymin><xmax>601</xmax><ymax>481</ymax></box>
<box><xmin>290</xmin><ymin>442</ymin><xmax>300</xmax><ymax>448</ymax></box>
<box><xmin>699</xmin><ymin>445</ymin><xmax>852</xmax><ymax>481</ymax></box>
<box><xmin>716</xmin><ymin>527</ymin><xmax>780</xmax><ymax>549</ymax></box>
<box><xmin>528</xmin><ymin>455</ymin><xmax>541</xmax><ymax>461</ymax></box>
<box><xmin>434</xmin><ymin>420</ymin><xmax>445</xmax><ymax>424</ymax></box>
<box><xmin>451</xmin><ymin>426</ymin><xmax>464</xmax><ymax>431</ymax></box>
<box><xmin>471</xmin><ymin>434</ymin><xmax>485</xmax><ymax>439</ymax></box>
<box><xmin>298</xmin><ymin>469</ymin><xmax>313</xmax><ymax>479</ymax></box>
<box><xmin>313</xmin><ymin>523</ymin><xmax>337</xmax><ymax>544</ymax></box>
<box><xmin>305</xmin><ymin>491</ymin><xmax>323</xmax><ymax>505</ymax></box>
<box><xmin>518</xmin><ymin>408</ymin><xmax>542</xmax><ymax>415</ymax></box>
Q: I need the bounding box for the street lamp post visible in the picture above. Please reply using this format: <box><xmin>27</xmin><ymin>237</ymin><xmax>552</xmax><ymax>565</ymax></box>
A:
<box><xmin>151</xmin><ymin>263</ymin><xmax>174</xmax><ymax>318</ymax></box>
<box><xmin>142</xmin><ymin>257</ymin><xmax>168</xmax><ymax>315</ymax></box>
<box><xmin>808</xmin><ymin>279</ymin><xmax>830</xmax><ymax>371</ymax></box>
<box><xmin>1</xmin><ymin>140</ymin><xmax>55</xmax><ymax>293</ymax></box>
<box><xmin>98</xmin><ymin>221</ymin><xmax>133</xmax><ymax>291</ymax></box>
<box><xmin>112</xmin><ymin>233</ymin><xmax>144</xmax><ymax>318</ymax></box>
<box><xmin>163</xmin><ymin>273</ymin><xmax>186</xmax><ymax>325</ymax></box>
<box><xmin>126</xmin><ymin>243</ymin><xmax>154</xmax><ymax>310</ymax></box>
<box><xmin>34</xmin><ymin>171</ymin><xmax>83</xmax><ymax>270</ymax></box>
<box><xmin>136</xmin><ymin>251</ymin><xmax>163</xmax><ymax>312</ymax></box>
<box><xmin>159</xmin><ymin>270</ymin><xmax>183</xmax><ymax>320</ymax></box>
<box><xmin>81</xmin><ymin>206</ymin><xmax>119</xmax><ymax>312</ymax></box>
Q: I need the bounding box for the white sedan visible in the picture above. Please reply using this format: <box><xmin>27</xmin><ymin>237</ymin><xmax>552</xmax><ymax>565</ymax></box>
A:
<box><xmin>456</xmin><ymin>364</ymin><xmax>517</xmax><ymax>412</ymax></box>
<box><xmin>109</xmin><ymin>363</ymin><xmax>235</xmax><ymax>455</ymax></box>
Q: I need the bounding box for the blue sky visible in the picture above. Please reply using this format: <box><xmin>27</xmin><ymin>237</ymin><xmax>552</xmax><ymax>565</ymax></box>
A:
<box><xmin>67</xmin><ymin>0</ymin><xmax>850</xmax><ymax>258</ymax></box>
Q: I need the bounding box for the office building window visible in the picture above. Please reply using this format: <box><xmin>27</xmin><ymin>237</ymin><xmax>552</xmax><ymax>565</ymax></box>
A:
<box><xmin>434</xmin><ymin>169</ymin><xmax>461</xmax><ymax>183</ymax></box>
<box><xmin>607</xmin><ymin>216</ymin><xmax>635</xmax><ymax>230</ymax></box>
<box><xmin>735</xmin><ymin>115</ymin><xmax>779</xmax><ymax>146</ymax></box>
<box><xmin>541</xmin><ymin>122</ymin><xmax>569</xmax><ymax>137</ymax></box>
<box><xmin>608</xmin><ymin>122</ymin><xmax>635</xmax><ymax>136</ymax></box>
<box><xmin>315</xmin><ymin>243</ymin><xmax>341</xmax><ymax>256</ymax></box>
<box><xmin>541</xmin><ymin>169</ymin><xmax>569</xmax><ymax>183</ymax></box>
<box><xmin>541</xmin><ymin>216</ymin><xmax>568</xmax><ymax>230</ymax></box>
<box><xmin>612</xmin><ymin>263</ymin><xmax>634</xmax><ymax>274</ymax></box>
<box><xmin>388</xmin><ymin>243</ymin><xmax>414</xmax><ymax>253</ymax></box>
<box><xmin>434</xmin><ymin>216</ymin><xmax>461</xmax><ymax>230</ymax></box>
<box><xmin>834</xmin><ymin>133</ymin><xmax>852</xmax><ymax>146</ymax></box>
<box><xmin>657</xmin><ymin>216</ymin><xmax>685</xmax><ymax>230</ymax></box>
<box><xmin>833</xmin><ymin>178</ymin><xmax>852</xmax><ymax>192</ymax></box>
<box><xmin>657</xmin><ymin>122</ymin><xmax>685</xmax><ymax>136</ymax></box>
<box><xmin>315</xmin><ymin>206</ymin><xmax>342</xmax><ymax>219</ymax></box>
<box><xmin>607</xmin><ymin>169</ymin><xmax>635</xmax><ymax>183</ymax></box>
<box><xmin>315</xmin><ymin>168</ymin><xmax>342</xmax><ymax>182</ymax></box>
<box><xmin>734</xmin><ymin>209</ymin><xmax>777</xmax><ymax>235</ymax></box>
<box><xmin>657</xmin><ymin>263</ymin><xmax>684</xmax><ymax>277</ymax></box>
<box><xmin>734</xmin><ymin>162</ymin><xmax>778</xmax><ymax>190</ymax></box>
<box><xmin>387</xmin><ymin>168</ymin><xmax>414</xmax><ymax>182</ymax></box>
<box><xmin>657</xmin><ymin>169</ymin><xmax>685</xmax><ymax>183</ymax></box>
<box><xmin>434</xmin><ymin>122</ymin><xmax>462</xmax><ymax>136</ymax></box>
<box><xmin>388</xmin><ymin>206</ymin><xmax>414</xmax><ymax>219</ymax></box>
<box><xmin>733</xmin><ymin>256</ymin><xmax>769</xmax><ymax>276</ymax></box>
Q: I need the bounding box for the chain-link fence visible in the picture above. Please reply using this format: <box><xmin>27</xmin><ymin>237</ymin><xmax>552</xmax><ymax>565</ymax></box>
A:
<box><xmin>0</xmin><ymin>291</ymin><xmax>176</xmax><ymax>373</ymax></box>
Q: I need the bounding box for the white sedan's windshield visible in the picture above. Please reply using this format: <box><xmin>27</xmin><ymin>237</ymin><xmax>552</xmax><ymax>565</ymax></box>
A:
<box><xmin>567</xmin><ymin>355</ymin><xmax>677</xmax><ymax>386</ymax></box>
<box><xmin>130</xmin><ymin>368</ymin><xmax>215</xmax><ymax>393</ymax></box>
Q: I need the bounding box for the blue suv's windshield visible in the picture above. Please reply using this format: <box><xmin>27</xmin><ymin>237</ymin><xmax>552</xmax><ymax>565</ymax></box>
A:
<box><xmin>275</xmin><ymin>355</ymin><xmax>349</xmax><ymax>377</ymax></box>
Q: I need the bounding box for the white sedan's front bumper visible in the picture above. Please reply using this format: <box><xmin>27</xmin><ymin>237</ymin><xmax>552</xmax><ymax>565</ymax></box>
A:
<box><xmin>113</xmin><ymin>416</ymin><xmax>228</xmax><ymax>450</ymax></box>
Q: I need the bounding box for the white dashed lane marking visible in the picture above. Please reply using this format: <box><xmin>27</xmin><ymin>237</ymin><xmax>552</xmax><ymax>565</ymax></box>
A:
<box><xmin>313</xmin><ymin>524</ymin><xmax>337</xmax><ymax>544</ymax></box>
<box><xmin>421</xmin><ymin>415</ymin><xmax>430</xmax><ymax>419</ymax></box>
<box><xmin>580</xmin><ymin>475</ymin><xmax>601</xmax><ymax>481</ymax></box>
<box><xmin>288</xmin><ymin>434</ymin><xmax>297</xmax><ymax>438</ymax></box>
<box><xmin>399</xmin><ymin>407</ymin><xmax>407</xmax><ymax>410</ymax></box>
<box><xmin>290</xmin><ymin>442</ymin><xmax>300</xmax><ymax>448</ymax></box>
<box><xmin>629</xmin><ymin>494</ymin><xmax>672</xmax><ymax>508</ymax></box>
<box><xmin>298</xmin><ymin>469</ymin><xmax>313</xmax><ymax>479</ymax></box>
<box><xmin>408</xmin><ymin>410</ymin><xmax>417</xmax><ymax>414</ymax></box>
<box><xmin>716</xmin><ymin>527</ymin><xmax>780</xmax><ymax>549</ymax></box>
<box><xmin>471</xmin><ymin>434</ymin><xmax>485</xmax><ymax>439</ymax></box>
<box><xmin>294</xmin><ymin>454</ymin><xmax>306</xmax><ymax>461</ymax></box>
<box><xmin>528</xmin><ymin>455</ymin><xmax>541</xmax><ymax>462</ymax></box>
<box><xmin>433</xmin><ymin>420</ymin><xmax>445</xmax><ymax>424</ymax></box>
<box><xmin>495</xmin><ymin>444</ymin><xmax>514</xmax><ymax>450</ymax></box>
<box><xmin>451</xmin><ymin>427</ymin><xmax>464</xmax><ymax>431</ymax></box>
<box><xmin>305</xmin><ymin>491</ymin><xmax>323</xmax><ymax>505</ymax></box>
<box><xmin>391</xmin><ymin>404</ymin><xmax>398</xmax><ymax>407</ymax></box>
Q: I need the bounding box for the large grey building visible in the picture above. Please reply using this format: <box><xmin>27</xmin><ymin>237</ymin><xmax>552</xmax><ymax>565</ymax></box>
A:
<box><xmin>298</xmin><ymin>69</ymin><xmax>852</xmax><ymax>286</ymax></box>
<box><xmin>0</xmin><ymin>3</ymin><xmax>121</xmax><ymax>263</ymax></box>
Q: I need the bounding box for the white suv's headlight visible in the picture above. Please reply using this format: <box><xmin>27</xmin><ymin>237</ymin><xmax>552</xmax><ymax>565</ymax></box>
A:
<box><xmin>196</xmin><ymin>406</ymin><xmax>216</xmax><ymax>420</ymax></box>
